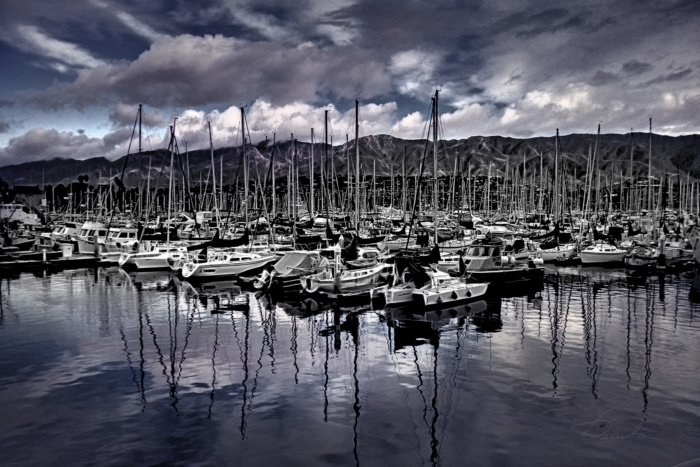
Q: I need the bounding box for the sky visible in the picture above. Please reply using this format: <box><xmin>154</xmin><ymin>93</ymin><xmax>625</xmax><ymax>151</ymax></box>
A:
<box><xmin>0</xmin><ymin>0</ymin><xmax>699</xmax><ymax>167</ymax></box>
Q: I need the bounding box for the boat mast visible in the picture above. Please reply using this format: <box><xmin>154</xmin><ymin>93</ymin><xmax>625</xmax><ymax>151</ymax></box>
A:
<box><xmin>138</xmin><ymin>104</ymin><xmax>142</xmax><ymax>154</ymax></box>
<box><xmin>208</xmin><ymin>121</ymin><xmax>220</xmax><ymax>230</ymax></box>
<box><xmin>271</xmin><ymin>134</ymin><xmax>276</xmax><ymax>219</ymax></box>
<box><xmin>355</xmin><ymin>99</ymin><xmax>360</xmax><ymax>232</ymax></box>
<box><xmin>432</xmin><ymin>90</ymin><xmax>439</xmax><ymax>245</ymax></box>
<box><xmin>628</xmin><ymin>130</ymin><xmax>634</xmax><ymax>212</ymax></box>
<box><xmin>554</xmin><ymin>128</ymin><xmax>559</xmax><ymax>223</ymax></box>
<box><xmin>648</xmin><ymin>117</ymin><xmax>653</xmax><ymax>213</ymax></box>
<box><xmin>310</xmin><ymin>128</ymin><xmax>315</xmax><ymax>219</ymax></box>
<box><xmin>166</xmin><ymin>122</ymin><xmax>176</xmax><ymax>245</ymax></box>
<box><xmin>240</xmin><ymin>107</ymin><xmax>249</xmax><ymax>227</ymax></box>
<box><xmin>324</xmin><ymin>110</ymin><xmax>329</xmax><ymax>217</ymax></box>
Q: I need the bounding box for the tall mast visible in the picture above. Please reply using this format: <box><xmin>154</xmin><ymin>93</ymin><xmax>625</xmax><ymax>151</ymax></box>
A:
<box><xmin>241</xmin><ymin>107</ymin><xmax>248</xmax><ymax>225</ymax></box>
<box><xmin>166</xmin><ymin>122</ymin><xmax>176</xmax><ymax>245</ymax></box>
<box><xmin>629</xmin><ymin>129</ymin><xmax>634</xmax><ymax>212</ymax></box>
<box><xmin>648</xmin><ymin>117</ymin><xmax>653</xmax><ymax>212</ymax></box>
<box><xmin>292</xmin><ymin>134</ymin><xmax>297</xmax><ymax>221</ymax></box>
<box><xmin>554</xmin><ymin>128</ymin><xmax>559</xmax><ymax>222</ymax></box>
<box><xmin>354</xmin><ymin>99</ymin><xmax>360</xmax><ymax>231</ymax></box>
<box><xmin>310</xmin><ymin>128</ymin><xmax>315</xmax><ymax>219</ymax></box>
<box><xmin>324</xmin><ymin>110</ymin><xmax>329</xmax><ymax>216</ymax></box>
<box><xmin>432</xmin><ymin>90</ymin><xmax>439</xmax><ymax>245</ymax></box>
<box><xmin>208</xmin><ymin>121</ymin><xmax>220</xmax><ymax>229</ymax></box>
<box><xmin>138</xmin><ymin>104</ymin><xmax>142</xmax><ymax>154</ymax></box>
<box><xmin>272</xmin><ymin>134</ymin><xmax>276</xmax><ymax>219</ymax></box>
<box><xmin>402</xmin><ymin>147</ymin><xmax>407</xmax><ymax>217</ymax></box>
<box><xmin>372</xmin><ymin>159</ymin><xmax>376</xmax><ymax>212</ymax></box>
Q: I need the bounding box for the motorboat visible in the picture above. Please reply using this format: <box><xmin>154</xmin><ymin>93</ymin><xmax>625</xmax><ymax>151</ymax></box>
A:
<box><xmin>460</xmin><ymin>243</ymin><xmax>545</xmax><ymax>284</ymax></box>
<box><xmin>580</xmin><ymin>243</ymin><xmax>627</xmax><ymax>264</ymax></box>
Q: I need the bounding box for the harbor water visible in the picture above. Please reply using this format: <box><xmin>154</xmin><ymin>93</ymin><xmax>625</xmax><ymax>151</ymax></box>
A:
<box><xmin>1</xmin><ymin>266</ymin><xmax>699</xmax><ymax>466</ymax></box>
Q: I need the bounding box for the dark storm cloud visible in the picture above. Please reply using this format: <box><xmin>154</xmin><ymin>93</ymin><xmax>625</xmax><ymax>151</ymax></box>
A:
<box><xmin>108</xmin><ymin>103</ymin><xmax>165</xmax><ymax>129</ymax></box>
<box><xmin>590</xmin><ymin>71</ymin><xmax>619</xmax><ymax>86</ymax></box>
<box><xmin>1</xmin><ymin>0</ymin><xmax>700</xmax><ymax>161</ymax></box>
<box><xmin>0</xmin><ymin>99</ymin><xmax>13</xmax><ymax>107</ymax></box>
<box><xmin>24</xmin><ymin>35</ymin><xmax>392</xmax><ymax>110</ymax></box>
<box><xmin>0</xmin><ymin>128</ymin><xmax>107</xmax><ymax>166</ymax></box>
<box><xmin>102</xmin><ymin>127</ymin><xmax>136</xmax><ymax>151</ymax></box>
<box><xmin>622</xmin><ymin>60</ymin><xmax>654</xmax><ymax>76</ymax></box>
<box><xmin>643</xmin><ymin>68</ymin><xmax>693</xmax><ymax>86</ymax></box>
<box><xmin>0</xmin><ymin>121</ymin><xmax>11</xmax><ymax>133</ymax></box>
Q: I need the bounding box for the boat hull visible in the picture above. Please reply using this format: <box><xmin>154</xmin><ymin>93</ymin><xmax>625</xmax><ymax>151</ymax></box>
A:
<box><xmin>301</xmin><ymin>264</ymin><xmax>385</xmax><ymax>294</ymax></box>
<box><xmin>580</xmin><ymin>251</ymin><xmax>627</xmax><ymax>264</ymax></box>
<box><xmin>414</xmin><ymin>281</ymin><xmax>489</xmax><ymax>308</ymax></box>
<box><xmin>181</xmin><ymin>256</ymin><xmax>277</xmax><ymax>279</ymax></box>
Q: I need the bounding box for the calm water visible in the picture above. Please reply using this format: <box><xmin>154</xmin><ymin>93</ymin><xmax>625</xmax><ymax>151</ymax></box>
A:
<box><xmin>1</xmin><ymin>266</ymin><xmax>700</xmax><ymax>466</ymax></box>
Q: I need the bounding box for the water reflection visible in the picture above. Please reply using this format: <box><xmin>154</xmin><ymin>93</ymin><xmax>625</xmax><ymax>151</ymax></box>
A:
<box><xmin>0</xmin><ymin>267</ymin><xmax>699</xmax><ymax>466</ymax></box>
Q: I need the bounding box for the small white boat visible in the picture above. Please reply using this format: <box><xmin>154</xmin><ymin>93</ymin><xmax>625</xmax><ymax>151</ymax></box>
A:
<box><xmin>383</xmin><ymin>268</ymin><xmax>452</xmax><ymax>306</ymax></box>
<box><xmin>413</xmin><ymin>277</ymin><xmax>488</xmax><ymax>308</ymax></box>
<box><xmin>580</xmin><ymin>243</ymin><xmax>627</xmax><ymax>264</ymax></box>
<box><xmin>534</xmin><ymin>242</ymin><xmax>578</xmax><ymax>262</ymax></box>
<box><xmin>119</xmin><ymin>243</ymin><xmax>188</xmax><ymax>270</ymax></box>
<box><xmin>300</xmin><ymin>261</ymin><xmax>386</xmax><ymax>294</ymax></box>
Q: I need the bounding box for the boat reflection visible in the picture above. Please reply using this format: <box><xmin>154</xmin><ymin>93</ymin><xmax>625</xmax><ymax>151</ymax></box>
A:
<box><xmin>379</xmin><ymin>300</ymin><xmax>500</xmax><ymax>352</ymax></box>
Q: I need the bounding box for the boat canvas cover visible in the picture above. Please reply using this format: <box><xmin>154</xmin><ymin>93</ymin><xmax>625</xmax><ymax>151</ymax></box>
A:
<box><xmin>273</xmin><ymin>252</ymin><xmax>314</xmax><ymax>276</ymax></box>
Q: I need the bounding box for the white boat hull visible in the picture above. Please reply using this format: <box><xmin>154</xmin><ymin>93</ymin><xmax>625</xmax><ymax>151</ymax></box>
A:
<box><xmin>537</xmin><ymin>244</ymin><xmax>577</xmax><ymax>262</ymax></box>
<box><xmin>181</xmin><ymin>256</ymin><xmax>277</xmax><ymax>279</ymax></box>
<box><xmin>301</xmin><ymin>264</ymin><xmax>385</xmax><ymax>294</ymax></box>
<box><xmin>414</xmin><ymin>281</ymin><xmax>489</xmax><ymax>308</ymax></box>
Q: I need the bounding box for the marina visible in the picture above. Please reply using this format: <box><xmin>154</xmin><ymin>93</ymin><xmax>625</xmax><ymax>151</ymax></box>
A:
<box><xmin>1</xmin><ymin>90</ymin><xmax>700</xmax><ymax>465</ymax></box>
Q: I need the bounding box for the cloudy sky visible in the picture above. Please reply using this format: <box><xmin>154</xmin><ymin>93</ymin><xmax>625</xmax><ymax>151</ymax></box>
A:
<box><xmin>0</xmin><ymin>0</ymin><xmax>698</xmax><ymax>167</ymax></box>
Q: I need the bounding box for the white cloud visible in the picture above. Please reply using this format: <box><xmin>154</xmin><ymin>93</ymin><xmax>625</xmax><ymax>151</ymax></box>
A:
<box><xmin>15</xmin><ymin>25</ymin><xmax>106</xmax><ymax>71</ymax></box>
<box><xmin>389</xmin><ymin>49</ymin><xmax>443</xmax><ymax>98</ymax></box>
<box><xmin>114</xmin><ymin>11</ymin><xmax>163</xmax><ymax>42</ymax></box>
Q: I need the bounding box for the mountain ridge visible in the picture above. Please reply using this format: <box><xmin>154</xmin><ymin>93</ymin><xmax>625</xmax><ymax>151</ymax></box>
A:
<box><xmin>2</xmin><ymin>132</ymin><xmax>699</xmax><ymax>188</ymax></box>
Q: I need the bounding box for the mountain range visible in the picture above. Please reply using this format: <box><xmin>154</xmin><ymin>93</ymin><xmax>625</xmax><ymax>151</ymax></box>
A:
<box><xmin>2</xmin><ymin>132</ymin><xmax>700</xmax><ymax>189</ymax></box>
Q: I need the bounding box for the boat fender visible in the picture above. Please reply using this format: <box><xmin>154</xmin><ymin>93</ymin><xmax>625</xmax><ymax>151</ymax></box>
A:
<box><xmin>437</xmin><ymin>297</ymin><xmax>443</xmax><ymax>304</ymax></box>
<box><xmin>451</xmin><ymin>291</ymin><xmax>458</xmax><ymax>299</ymax></box>
<box><xmin>466</xmin><ymin>291</ymin><xmax>471</xmax><ymax>297</ymax></box>
<box><xmin>306</xmin><ymin>277</ymin><xmax>312</xmax><ymax>290</ymax></box>
<box><xmin>532</xmin><ymin>257</ymin><xmax>544</xmax><ymax>265</ymax></box>
<box><xmin>501</xmin><ymin>256</ymin><xmax>509</xmax><ymax>264</ymax></box>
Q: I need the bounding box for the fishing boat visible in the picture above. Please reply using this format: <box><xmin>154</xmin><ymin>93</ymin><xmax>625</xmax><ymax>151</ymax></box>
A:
<box><xmin>460</xmin><ymin>243</ymin><xmax>544</xmax><ymax>284</ymax></box>
<box><xmin>0</xmin><ymin>203</ymin><xmax>41</xmax><ymax>226</ymax></box>
<box><xmin>75</xmin><ymin>221</ymin><xmax>109</xmax><ymax>254</ymax></box>
<box><xmin>579</xmin><ymin>242</ymin><xmax>627</xmax><ymax>264</ymax></box>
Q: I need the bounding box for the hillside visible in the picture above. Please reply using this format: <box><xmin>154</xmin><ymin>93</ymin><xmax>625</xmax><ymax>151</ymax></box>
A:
<box><xmin>2</xmin><ymin>132</ymin><xmax>700</xmax><ymax>188</ymax></box>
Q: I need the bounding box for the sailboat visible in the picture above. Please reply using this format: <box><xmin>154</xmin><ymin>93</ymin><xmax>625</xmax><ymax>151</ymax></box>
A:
<box><xmin>180</xmin><ymin>249</ymin><xmax>278</xmax><ymax>280</ymax></box>
<box><xmin>119</xmin><ymin>121</ymin><xmax>190</xmax><ymax>270</ymax></box>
